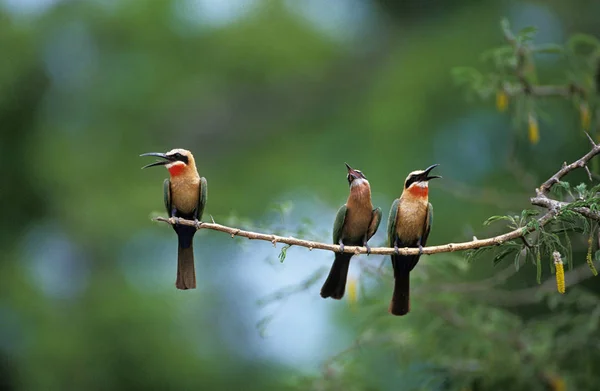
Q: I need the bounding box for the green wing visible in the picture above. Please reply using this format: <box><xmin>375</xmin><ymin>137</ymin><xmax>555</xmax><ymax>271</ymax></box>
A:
<box><xmin>195</xmin><ymin>177</ymin><xmax>208</xmax><ymax>221</ymax></box>
<box><xmin>421</xmin><ymin>202</ymin><xmax>433</xmax><ymax>246</ymax></box>
<box><xmin>367</xmin><ymin>207</ymin><xmax>382</xmax><ymax>240</ymax></box>
<box><xmin>332</xmin><ymin>205</ymin><xmax>348</xmax><ymax>244</ymax></box>
<box><xmin>163</xmin><ymin>178</ymin><xmax>172</xmax><ymax>216</ymax></box>
<box><xmin>387</xmin><ymin>199</ymin><xmax>399</xmax><ymax>247</ymax></box>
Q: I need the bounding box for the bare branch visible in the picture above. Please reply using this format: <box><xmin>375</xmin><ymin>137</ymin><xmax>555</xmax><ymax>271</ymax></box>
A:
<box><xmin>151</xmin><ymin>144</ymin><xmax>600</xmax><ymax>258</ymax></box>
<box><xmin>531</xmin><ymin>197</ymin><xmax>600</xmax><ymax>221</ymax></box>
<box><xmin>537</xmin><ymin>142</ymin><xmax>600</xmax><ymax>195</ymax></box>
<box><xmin>154</xmin><ymin>210</ymin><xmax>555</xmax><ymax>256</ymax></box>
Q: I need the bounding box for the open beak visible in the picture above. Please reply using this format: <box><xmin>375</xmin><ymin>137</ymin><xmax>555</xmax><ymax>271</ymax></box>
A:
<box><xmin>422</xmin><ymin>164</ymin><xmax>441</xmax><ymax>181</ymax></box>
<box><xmin>345</xmin><ymin>162</ymin><xmax>359</xmax><ymax>180</ymax></box>
<box><xmin>140</xmin><ymin>152</ymin><xmax>172</xmax><ymax>169</ymax></box>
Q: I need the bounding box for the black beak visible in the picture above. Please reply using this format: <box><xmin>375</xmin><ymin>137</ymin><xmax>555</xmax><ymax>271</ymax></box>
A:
<box><xmin>140</xmin><ymin>152</ymin><xmax>172</xmax><ymax>169</ymax></box>
<box><xmin>345</xmin><ymin>162</ymin><xmax>359</xmax><ymax>180</ymax></box>
<box><xmin>422</xmin><ymin>164</ymin><xmax>441</xmax><ymax>181</ymax></box>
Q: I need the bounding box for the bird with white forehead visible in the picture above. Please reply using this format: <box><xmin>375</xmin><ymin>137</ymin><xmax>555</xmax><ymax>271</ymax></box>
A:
<box><xmin>320</xmin><ymin>163</ymin><xmax>382</xmax><ymax>300</ymax></box>
<box><xmin>387</xmin><ymin>164</ymin><xmax>441</xmax><ymax>315</ymax></box>
<box><xmin>141</xmin><ymin>148</ymin><xmax>207</xmax><ymax>290</ymax></box>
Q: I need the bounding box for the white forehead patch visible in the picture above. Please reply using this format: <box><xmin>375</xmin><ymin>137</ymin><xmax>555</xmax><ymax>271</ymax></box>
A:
<box><xmin>167</xmin><ymin>148</ymin><xmax>191</xmax><ymax>156</ymax></box>
<box><xmin>351</xmin><ymin>178</ymin><xmax>369</xmax><ymax>188</ymax></box>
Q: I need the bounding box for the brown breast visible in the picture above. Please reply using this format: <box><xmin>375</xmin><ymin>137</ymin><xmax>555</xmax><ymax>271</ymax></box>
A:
<box><xmin>395</xmin><ymin>196</ymin><xmax>429</xmax><ymax>243</ymax></box>
<box><xmin>342</xmin><ymin>185</ymin><xmax>373</xmax><ymax>241</ymax></box>
<box><xmin>170</xmin><ymin>176</ymin><xmax>201</xmax><ymax>215</ymax></box>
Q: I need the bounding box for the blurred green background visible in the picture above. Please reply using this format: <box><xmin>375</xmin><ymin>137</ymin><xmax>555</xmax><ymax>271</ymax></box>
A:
<box><xmin>2</xmin><ymin>0</ymin><xmax>600</xmax><ymax>390</ymax></box>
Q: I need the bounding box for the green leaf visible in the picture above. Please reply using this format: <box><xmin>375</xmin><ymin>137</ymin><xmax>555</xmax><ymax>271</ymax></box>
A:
<box><xmin>451</xmin><ymin>67</ymin><xmax>483</xmax><ymax>87</ymax></box>
<box><xmin>532</xmin><ymin>43</ymin><xmax>564</xmax><ymax>54</ymax></box>
<box><xmin>517</xmin><ymin>26</ymin><xmax>538</xmax><ymax>43</ymax></box>
<box><xmin>278</xmin><ymin>244</ymin><xmax>291</xmax><ymax>263</ymax></box>
<box><xmin>480</xmin><ymin>45</ymin><xmax>514</xmax><ymax>66</ymax></box>
<box><xmin>514</xmin><ymin>249</ymin><xmax>522</xmax><ymax>271</ymax></box>
<box><xmin>568</xmin><ymin>33</ymin><xmax>600</xmax><ymax>53</ymax></box>
<box><xmin>466</xmin><ymin>247</ymin><xmax>491</xmax><ymax>262</ymax></box>
<box><xmin>575</xmin><ymin>182</ymin><xmax>587</xmax><ymax>196</ymax></box>
<box><xmin>500</xmin><ymin>19</ymin><xmax>512</xmax><ymax>39</ymax></box>
<box><xmin>493</xmin><ymin>247</ymin><xmax>517</xmax><ymax>265</ymax></box>
<box><xmin>484</xmin><ymin>215</ymin><xmax>517</xmax><ymax>227</ymax></box>
<box><xmin>536</xmin><ymin>247</ymin><xmax>542</xmax><ymax>284</ymax></box>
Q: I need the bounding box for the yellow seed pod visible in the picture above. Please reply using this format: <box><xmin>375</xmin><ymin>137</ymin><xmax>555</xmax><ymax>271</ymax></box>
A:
<box><xmin>347</xmin><ymin>276</ymin><xmax>358</xmax><ymax>309</ymax></box>
<box><xmin>580</xmin><ymin>101</ymin><xmax>591</xmax><ymax>131</ymax></box>
<box><xmin>528</xmin><ymin>113</ymin><xmax>540</xmax><ymax>144</ymax></box>
<box><xmin>546</xmin><ymin>373</ymin><xmax>566</xmax><ymax>391</ymax></box>
<box><xmin>553</xmin><ymin>251</ymin><xmax>565</xmax><ymax>294</ymax></box>
<box><xmin>496</xmin><ymin>90</ymin><xmax>508</xmax><ymax>112</ymax></box>
<box><xmin>587</xmin><ymin>233</ymin><xmax>598</xmax><ymax>276</ymax></box>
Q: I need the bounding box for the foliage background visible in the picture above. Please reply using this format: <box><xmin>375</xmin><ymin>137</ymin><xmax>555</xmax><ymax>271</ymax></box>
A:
<box><xmin>1</xmin><ymin>0</ymin><xmax>600</xmax><ymax>390</ymax></box>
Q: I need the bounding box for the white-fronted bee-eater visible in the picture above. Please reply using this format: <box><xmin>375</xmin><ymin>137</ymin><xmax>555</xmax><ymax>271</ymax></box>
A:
<box><xmin>387</xmin><ymin>164</ymin><xmax>440</xmax><ymax>315</ymax></box>
<box><xmin>320</xmin><ymin>163</ymin><xmax>382</xmax><ymax>300</ymax></box>
<box><xmin>141</xmin><ymin>149</ymin><xmax>207</xmax><ymax>290</ymax></box>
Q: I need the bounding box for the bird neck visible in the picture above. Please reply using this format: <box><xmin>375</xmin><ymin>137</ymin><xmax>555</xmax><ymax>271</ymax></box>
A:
<box><xmin>347</xmin><ymin>180</ymin><xmax>372</xmax><ymax>208</ymax></box>
<box><xmin>168</xmin><ymin>162</ymin><xmax>199</xmax><ymax>181</ymax></box>
<box><xmin>403</xmin><ymin>183</ymin><xmax>429</xmax><ymax>201</ymax></box>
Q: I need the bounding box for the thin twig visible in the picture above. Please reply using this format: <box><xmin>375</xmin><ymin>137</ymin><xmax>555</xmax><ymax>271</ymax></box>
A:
<box><xmin>530</xmin><ymin>197</ymin><xmax>600</xmax><ymax>221</ymax></box>
<box><xmin>537</xmin><ymin>135</ymin><xmax>600</xmax><ymax>195</ymax></box>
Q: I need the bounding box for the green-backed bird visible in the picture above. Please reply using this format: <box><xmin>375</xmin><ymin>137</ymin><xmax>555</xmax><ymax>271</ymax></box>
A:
<box><xmin>141</xmin><ymin>148</ymin><xmax>207</xmax><ymax>290</ymax></box>
<box><xmin>320</xmin><ymin>163</ymin><xmax>382</xmax><ymax>300</ymax></box>
<box><xmin>387</xmin><ymin>164</ymin><xmax>440</xmax><ymax>315</ymax></box>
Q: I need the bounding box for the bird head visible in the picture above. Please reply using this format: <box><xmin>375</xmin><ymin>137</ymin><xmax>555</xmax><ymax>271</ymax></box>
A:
<box><xmin>140</xmin><ymin>148</ymin><xmax>197</xmax><ymax>177</ymax></box>
<box><xmin>345</xmin><ymin>163</ymin><xmax>369</xmax><ymax>187</ymax></box>
<box><xmin>403</xmin><ymin>164</ymin><xmax>441</xmax><ymax>196</ymax></box>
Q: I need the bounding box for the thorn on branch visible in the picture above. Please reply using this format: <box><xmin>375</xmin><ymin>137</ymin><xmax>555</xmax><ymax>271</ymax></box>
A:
<box><xmin>585</xmin><ymin>131</ymin><xmax>597</xmax><ymax>147</ymax></box>
<box><xmin>585</xmin><ymin>165</ymin><xmax>593</xmax><ymax>182</ymax></box>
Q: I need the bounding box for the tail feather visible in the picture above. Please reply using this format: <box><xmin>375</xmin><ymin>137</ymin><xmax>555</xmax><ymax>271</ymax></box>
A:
<box><xmin>389</xmin><ymin>272</ymin><xmax>410</xmax><ymax>316</ymax></box>
<box><xmin>320</xmin><ymin>253</ymin><xmax>352</xmax><ymax>299</ymax></box>
<box><xmin>176</xmin><ymin>243</ymin><xmax>196</xmax><ymax>290</ymax></box>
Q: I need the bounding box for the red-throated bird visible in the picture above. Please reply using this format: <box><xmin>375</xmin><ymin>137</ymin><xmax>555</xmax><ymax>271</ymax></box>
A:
<box><xmin>141</xmin><ymin>149</ymin><xmax>207</xmax><ymax>290</ymax></box>
<box><xmin>387</xmin><ymin>164</ymin><xmax>440</xmax><ymax>315</ymax></box>
<box><xmin>320</xmin><ymin>163</ymin><xmax>382</xmax><ymax>300</ymax></box>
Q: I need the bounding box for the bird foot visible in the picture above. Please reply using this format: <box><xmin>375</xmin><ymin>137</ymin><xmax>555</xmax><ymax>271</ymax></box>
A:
<box><xmin>394</xmin><ymin>245</ymin><xmax>399</xmax><ymax>255</ymax></box>
<box><xmin>418</xmin><ymin>245</ymin><xmax>424</xmax><ymax>256</ymax></box>
<box><xmin>339</xmin><ymin>243</ymin><xmax>345</xmax><ymax>253</ymax></box>
<box><xmin>364</xmin><ymin>243</ymin><xmax>371</xmax><ymax>255</ymax></box>
<box><xmin>193</xmin><ymin>218</ymin><xmax>201</xmax><ymax>228</ymax></box>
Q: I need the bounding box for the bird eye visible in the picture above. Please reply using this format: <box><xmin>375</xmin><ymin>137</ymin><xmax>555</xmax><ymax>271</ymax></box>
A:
<box><xmin>174</xmin><ymin>153</ymin><xmax>182</xmax><ymax>159</ymax></box>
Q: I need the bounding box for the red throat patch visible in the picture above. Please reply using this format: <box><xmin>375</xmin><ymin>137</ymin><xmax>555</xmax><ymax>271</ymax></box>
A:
<box><xmin>168</xmin><ymin>163</ymin><xmax>186</xmax><ymax>177</ymax></box>
<box><xmin>407</xmin><ymin>185</ymin><xmax>428</xmax><ymax>198</ymax></box>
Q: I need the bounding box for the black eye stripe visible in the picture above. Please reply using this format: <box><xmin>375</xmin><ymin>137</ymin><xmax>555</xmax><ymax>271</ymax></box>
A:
<box><xmin>405</xmin><ymin>175</ymin><xmax>418</xmax><ymax>188</ymax></box>
<box><xmin>167</xmin><ymin>153</ymin><xmax>189</xmax><ymax>164</ymax></box>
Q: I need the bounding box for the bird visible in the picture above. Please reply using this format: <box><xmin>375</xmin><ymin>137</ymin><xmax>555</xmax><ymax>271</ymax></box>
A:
<box><xmin>320</xmin><ymin>163</ymin><xmax>382</xmax><ymax>300</ymax></box>
<box><xmin>141</xmin><ymin>148</ymin><xmax>207</xmax><ymax>290</ymax></box>
<box><xmin>387</xmin><ymin>164</ymin><xmax>440</xmax><ymax>315</ymax></box>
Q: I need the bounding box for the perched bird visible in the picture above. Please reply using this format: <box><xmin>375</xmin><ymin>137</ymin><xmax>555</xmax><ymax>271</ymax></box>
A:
<box><xmin>387</xmin><ymin>164</ymin><xmax>440</xmax><ymax>315</ymax></box>
<box><xmin>141</xmin><ymin>149</ymin><xmax>207</xmax><ymax>290</ymax></box>
<box><xmin>321</xmin><ymin>163</ymin><xmax>382</xmax><ymax>300</ymax></box>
